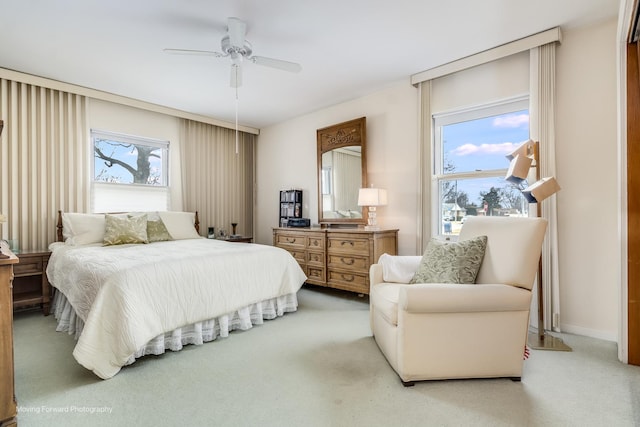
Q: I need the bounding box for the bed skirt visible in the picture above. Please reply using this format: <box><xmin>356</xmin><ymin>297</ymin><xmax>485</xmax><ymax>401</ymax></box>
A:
<box><xmin>51</xmin><ymin>289</ymin><xmax>299</xmax><ymax>367</ymax></box>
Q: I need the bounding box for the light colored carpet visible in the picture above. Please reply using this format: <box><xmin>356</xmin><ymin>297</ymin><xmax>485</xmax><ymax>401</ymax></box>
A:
<box><xmin>11</xmin><ymin>285</ymin><xmax>640</xmax><ymax>427</ymax></box>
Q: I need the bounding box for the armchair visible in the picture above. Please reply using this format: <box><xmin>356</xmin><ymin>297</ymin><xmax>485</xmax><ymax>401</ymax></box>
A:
<box><xmin>369</xmin><ymin>216</ymin><xmax>547</xmax><ymax>386</ymax></box>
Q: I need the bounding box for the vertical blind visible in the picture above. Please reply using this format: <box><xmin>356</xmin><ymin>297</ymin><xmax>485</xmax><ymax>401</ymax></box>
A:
<box><xmin>0</xmin><ymin>79</ymin><xmax>88</xmax><ymax>250</ymax></box>
<box><xmin>179</xmin><ymin>119</ymin><xmax>255</xmax><ymax>238</ymax></box>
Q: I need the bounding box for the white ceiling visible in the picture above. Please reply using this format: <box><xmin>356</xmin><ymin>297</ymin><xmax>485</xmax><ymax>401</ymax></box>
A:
<box><xmin>0</xmin><ymin>1</ymin><xmax>620</xmax><ymax>129</ymax></box>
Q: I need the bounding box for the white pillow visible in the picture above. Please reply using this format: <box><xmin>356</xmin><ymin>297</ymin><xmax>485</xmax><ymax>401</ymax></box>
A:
<box><xmin>378</xmin><ymin>253</ymin><xmax>423</xmax><ymax>284</ymax></box>
<box><xmin>62</xmin><ymin>213</ymin><xmax>106</xmax><ymax>246</ymax></box>
<box><xmin>158</xmin><ymin>211</ymin><xmax>201</xmax><ymax>240</ymax></box>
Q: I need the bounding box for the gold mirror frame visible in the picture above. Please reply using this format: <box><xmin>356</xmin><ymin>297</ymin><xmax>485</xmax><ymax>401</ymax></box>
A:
<box><xmin>317</xmin><ymin>117</ymin><xmax>367</xmax><ymax>226</ymax></box>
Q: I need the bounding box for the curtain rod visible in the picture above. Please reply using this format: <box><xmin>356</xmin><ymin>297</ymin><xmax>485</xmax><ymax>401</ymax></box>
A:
<box><xmin>410</xmin><ymin>27</ymin><xmax>562</xmax><ymax>86</ymax></box>
<box><xmin>0</xmin><ymin>67</ymin><xmax>260</xmax><ymax>135</ymax></box>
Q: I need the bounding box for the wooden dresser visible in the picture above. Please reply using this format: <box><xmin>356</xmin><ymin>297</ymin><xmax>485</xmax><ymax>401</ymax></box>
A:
<box><xmin>273</xmin><ymin>228</ymin><xmax>398</xmax><ymax>294</ymax></box>
<box><xmin>273</xmin><ymin>228</ymin><xmax>327</xmax><ymax>286</ymax></box>
<box><xmin>0</xmin><ymin>244</ymin><xmax>19</xmax><ymax>427</ymax></box>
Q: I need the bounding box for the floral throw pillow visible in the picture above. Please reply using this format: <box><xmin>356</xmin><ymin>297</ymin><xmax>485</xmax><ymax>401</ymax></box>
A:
<box><xmin>146</xmin><ymin>218</ymin><xmax>172</xmax><ymax>242</ymax></box>
<box><xmin>103</xmin><ymin>214</ymin><xmax>149</xmax><ymax>246</ymax></box>
<box><xmin>410</xmin><ymin>235</ymin><xmax>488</xmax><ymax>284</ymax></box>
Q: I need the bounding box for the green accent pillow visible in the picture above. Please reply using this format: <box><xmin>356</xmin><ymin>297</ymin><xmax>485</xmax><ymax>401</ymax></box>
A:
<box><xmin>146</xmin><ymin>218</ymin><xmax>172</xmax><ymax>242</ymax></box>
<box><xmin>103</xmin><ymin>214</ymin><xmax>149</xmax><ymax>246</ymax></box>
<box><xmin>410</xmin><ymin>235</ymin><xmax>488</xmax><ymax>284</ymax></box>
<box><xmin>127</xmin><ymin>213</ymin><xmax>172</xmax><ymax>243</ymax></box>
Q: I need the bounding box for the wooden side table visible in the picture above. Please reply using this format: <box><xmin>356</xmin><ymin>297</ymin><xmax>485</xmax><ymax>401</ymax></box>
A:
<box><xmin>12</xmin><ymin>250</ymin><xmax>51</xmax><ymax>315</ymax></box>
<box><xmin>0</xmin><ymin>243</ymin><xmax>18</xmax><ymax>427</ymax></box>
<box><xmin>224</xmin><ymin>236</ymin><xmax>253</xmax><ymax>243</ymax></box>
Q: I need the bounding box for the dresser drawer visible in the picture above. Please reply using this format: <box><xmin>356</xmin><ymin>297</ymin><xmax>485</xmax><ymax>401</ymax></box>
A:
<box><xmin>327</xmin><ymin>269</ymin><xmax>368</xmax><ymax>289</ymax></box>
<box><xmin>306</xmin><ymin>265</ymin><xmax>326</xmax><ymax>283</ymax></box>
<box><xmin>327</xmin><ymin>236</ymin><xmax>369</xmax><ymax>256</ymax></box>
<box><xmin>287</xmin><ymin>249</ymin><xmax>306</xmax><ymax>264</ymax></box>
<box><xmin>306</xmin><ymin>236</ymin><xmax>325</xmax><ymax>251</ymax></box>
<box><xmin>13</xmin><ymin>258</ymin><xmax>43</xmax><ymax>277</ymax></box>
<box><xmin>327</xmin><ymin>254</ymin><xmax>369</xmax><ymax>271</ymax></box>
<box><xmin>274</xmin><ymin>233</ymin><xmax>306</xmax><ymax>249</ymax></box>
<box><xmin>307</xmin><ymin>251</ymin><xmax>325</xmax><ymax>266</ymax></box>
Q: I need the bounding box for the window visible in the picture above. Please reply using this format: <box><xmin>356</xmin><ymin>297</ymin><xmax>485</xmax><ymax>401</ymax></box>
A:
<box><xmin>91</xmin><ymin>130</ymin><xmax>170</xmax><ymax>212</ymax></box>
<box><xmin>433</xmin><ymin>97</ymin><xmax>529</xmax><ymax>236</ymax></box>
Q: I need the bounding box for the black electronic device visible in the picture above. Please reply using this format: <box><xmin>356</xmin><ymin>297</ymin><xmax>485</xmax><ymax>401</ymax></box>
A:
<box><xmin>287</xmin><ymin>218</ymin><xmax>310</xmax><ymax>228</ymax></box>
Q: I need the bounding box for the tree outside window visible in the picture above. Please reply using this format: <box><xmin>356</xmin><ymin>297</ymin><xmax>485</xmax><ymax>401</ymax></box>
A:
<box><xmin>92</xmin><ymin>131</ymin><xmax>168</xmax><ymax>186</ymax></box>
<box><xmin>90</xmin><ymin>130</ymin><xmax>169</xmax><ymax>213</ymax></box>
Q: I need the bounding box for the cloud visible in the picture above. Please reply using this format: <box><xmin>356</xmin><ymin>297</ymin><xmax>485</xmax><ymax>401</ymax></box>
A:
<box><xmin>492</xmin><ymin>113</ymin><xmax>529</xmax><ymax>128</ymax></box>
<box><xmin>450</xmin><ymin>142</ymin><xmax>519</xmax><ymax>156</ymax></box>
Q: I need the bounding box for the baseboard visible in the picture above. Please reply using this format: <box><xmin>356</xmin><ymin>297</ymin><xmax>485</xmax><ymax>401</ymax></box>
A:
<box><xmin>559</xmin><ymin>323</ymin><xmax>618</xmax><ymax>342</ymax></box>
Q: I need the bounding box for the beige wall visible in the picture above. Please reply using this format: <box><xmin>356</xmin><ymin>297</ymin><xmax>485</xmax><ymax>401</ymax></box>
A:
<box><xmin>256</xmin><ymin>81</ymin><xmax>420</xmax><ymax>255</ymax></box>
<box><xmin>556</xmin><ymin>19</ymin><xmax>618</xmax><ymax>340</ymax></box>
<box><xmin>256</xmin><ymin>18</ymin><xmax>619</xmax><ymax>341</ymax></box>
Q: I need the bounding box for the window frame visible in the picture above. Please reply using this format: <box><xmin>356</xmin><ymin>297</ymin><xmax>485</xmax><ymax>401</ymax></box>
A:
<box><xmin>91</xmin><ymin>129</ymin><xmax>169</xmax><ymax>187</ymax></box>
<box><xmin>90</xmin><ymin>129</ymin><xmax>170</xmax><ymax>213</ymax></box>
<box><xmin>431</xmin><ymin>96</ymin><xmax>529</xmax><ymax>237</ymax></box>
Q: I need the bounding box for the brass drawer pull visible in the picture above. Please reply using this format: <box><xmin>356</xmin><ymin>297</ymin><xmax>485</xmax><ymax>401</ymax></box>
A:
<box><xmin>340</xmin><ymin>257</ymin><xmax>354</xmax><ymax>265</ymax></box>
<box><xmin>286</xmin><ymin>237</ymin><xmax>296</xmax><ymax>243</ymax></box>
<box><xmin>340</xmin><ymin>240</ymin><xmax>354</xmax><ymax>246</ymax></box>
<box><xmin>341</xmin><ymin>274</ymin><xmax>355</xmax><ymax>282</ymax></box>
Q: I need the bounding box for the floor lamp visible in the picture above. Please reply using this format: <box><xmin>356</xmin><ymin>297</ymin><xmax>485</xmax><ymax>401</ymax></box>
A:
<box><xmin>506</xmin><ymin>140</ymin><xmax>571</xmax><ymax>351</ymax></box>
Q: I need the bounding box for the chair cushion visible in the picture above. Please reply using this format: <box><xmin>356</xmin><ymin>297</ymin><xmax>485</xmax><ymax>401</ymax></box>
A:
<box><xmin>371</xmin><ymin>283</ymin><xmax>401</xmax><ymax>326</ymax></box>
<box><xmin>410</xmin><ymin>236</ymin><xmax>487</xmax><ymax>284</ymax></box>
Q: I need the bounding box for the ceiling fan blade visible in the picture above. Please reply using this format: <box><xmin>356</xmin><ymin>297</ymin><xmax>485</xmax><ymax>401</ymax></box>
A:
<box><xmin>250</xmin><ymin>56</ymin><xmax>302</xmax><ymax>73</ymax></box>
<box><xmin>230</xmin><ymin>64</ymin><xmax>243</xmax><ymax>88</ymax></box>
<box><xmin>227</xmin><ymin>17</ymin><xmax>246</xmax><ymax>48</ymax></box>
<box><xmin>163</xmin><ymin>48</ymin><xmax>224</xmax><ymax>57</ymax></box>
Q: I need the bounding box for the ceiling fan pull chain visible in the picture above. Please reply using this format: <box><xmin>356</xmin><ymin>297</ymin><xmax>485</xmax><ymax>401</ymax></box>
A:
<box><xmin>235</xmin><ymin>80</ymin><xmax>239</xmax><ymax>155</ymax></box>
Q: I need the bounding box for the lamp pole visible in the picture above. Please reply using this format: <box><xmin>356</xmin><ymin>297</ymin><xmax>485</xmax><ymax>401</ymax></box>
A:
<box><xmin>528</xmin><ymin>141</ymin><xmax>571</xmax><ymax>351</ymax></box>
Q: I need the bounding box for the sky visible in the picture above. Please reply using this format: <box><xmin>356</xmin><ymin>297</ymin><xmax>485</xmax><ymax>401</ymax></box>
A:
<box><xmin>441</xmin><ymin>109</ymin><xmax>530</xmax><ymax>207</ymax></box>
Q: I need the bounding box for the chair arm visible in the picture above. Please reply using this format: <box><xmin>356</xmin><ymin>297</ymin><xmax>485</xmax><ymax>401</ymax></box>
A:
<box><xmin>370</xmin><ymin>264</ymin><xmax>385</xmax><ymax>291</ymax></box>
<box><xmin>399</xmin><ymin>284</ymin><xmax>531</xmax><ymax>314</ymax></box>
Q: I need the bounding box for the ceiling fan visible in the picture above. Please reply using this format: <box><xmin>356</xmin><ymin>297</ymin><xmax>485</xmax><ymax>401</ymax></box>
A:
<box><xmin>164</xmin><ymin>17</ymin><xmax>302</xmax><ymax>88</ymax></box>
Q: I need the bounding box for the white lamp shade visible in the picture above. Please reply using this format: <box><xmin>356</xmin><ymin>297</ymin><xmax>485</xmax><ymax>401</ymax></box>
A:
<box><xmin>523</xmin><ymin>177</ymin><xmax>561</xmax><ymax>203</ymax></box>
<box><xmin>505</xmin><ymin>154</ymin><xmax>533</xmax><ymax>184</ymax></box>
<box><xmin>358</xmin><ymin>188</ymin><xmax>387</xmax><ymax>207</ymax></box>
<box><xmin>506</xmin><ymin>139</ymin><xmax>536</xmax><ymax>161</ymax></box>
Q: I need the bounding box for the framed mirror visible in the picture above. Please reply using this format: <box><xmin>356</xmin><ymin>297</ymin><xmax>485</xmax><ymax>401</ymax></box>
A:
<box><xmin>317</xmin><ymin>117</ymin><xmax>367</xmax><ymax>226</ymax></box>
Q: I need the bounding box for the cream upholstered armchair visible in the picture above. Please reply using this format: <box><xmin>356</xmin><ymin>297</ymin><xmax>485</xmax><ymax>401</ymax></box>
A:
<box><xmin>369</xmin><ymin>216</ymin><xmax>547</xmax><ymax>386</ymax></box>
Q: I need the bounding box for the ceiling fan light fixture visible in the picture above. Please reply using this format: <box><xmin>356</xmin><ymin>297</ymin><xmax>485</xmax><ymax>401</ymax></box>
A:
<box><xmin>221</xmin><ymin>35</ymin><xmax>252</xmax><ymax>58</ymax></box>
<box><xmin>230</xmin><ymin>52</ymin><xmax>243</xmax><ymax>66</ymax></box>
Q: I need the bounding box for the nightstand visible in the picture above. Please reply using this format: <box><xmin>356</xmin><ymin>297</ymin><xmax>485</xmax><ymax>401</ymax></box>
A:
<box><xmin>12</xmin><ymin>250</ymin><xmax>51</xmax><ymax>315</ymax></box>
<box><xmin>225</xmin><ymin>236</ymin><xmax>253</xmax><ymax>243</ymax></box>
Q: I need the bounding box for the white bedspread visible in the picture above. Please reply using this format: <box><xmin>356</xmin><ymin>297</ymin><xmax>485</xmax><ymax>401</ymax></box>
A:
<box><xmin>47</xmin><ymin>238</ymin><xmax>307</xmax><ymax>379</ymax></box>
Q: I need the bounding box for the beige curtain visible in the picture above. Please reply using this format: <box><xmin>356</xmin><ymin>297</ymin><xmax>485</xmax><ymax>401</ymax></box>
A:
<box><xmin>0</xmin><ymin>79</ymin><xmax>88</xmax><ymax>250</ymax></box>
<box><xmin>418</xmin><ymin>80</ymin><xmax>432</xmax><ymax>253</ymax></box>
<box><xmin>530</xmin><ymin>42</ymin><xmax>561</xmax><ymax>332</ymax></box>
<box><xmin>179</xmin><ymin>119</ymin><xmax>255</xmax><ymax>238</ymax></box>
<box><xmin>332</xmin><ymin>150</ymin><xmax>360</xmax><ymax>212</ymax></box>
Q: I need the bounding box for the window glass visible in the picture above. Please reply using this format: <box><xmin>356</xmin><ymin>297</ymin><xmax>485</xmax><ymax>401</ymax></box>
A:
<box><xmin>93</xmin><ymin>131</ymin><xmax>168</xmax><ymax>186</ymax></box>
<box><xmin>434</xmin><ymin>98</ymin><xmax>529</xmax><ymax>236</ymax></box>
<box><xmin>441</xmin><ymin>110</ymin><xmax>529</xmax><ymax>174</ymax></box>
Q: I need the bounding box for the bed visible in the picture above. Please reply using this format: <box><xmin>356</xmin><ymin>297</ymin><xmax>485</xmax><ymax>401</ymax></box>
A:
<box><xmin>47</xmin><ymin>211</ymin><xmax>307</xmax><ymax>379</ymax></box>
